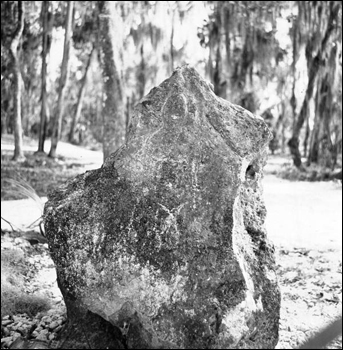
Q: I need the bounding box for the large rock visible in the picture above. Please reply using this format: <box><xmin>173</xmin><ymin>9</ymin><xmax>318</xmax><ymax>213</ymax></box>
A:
<box><xmin>44</xmin><ymin>65</ymin><xmax>280</xmax><ymax>349</ymax></box>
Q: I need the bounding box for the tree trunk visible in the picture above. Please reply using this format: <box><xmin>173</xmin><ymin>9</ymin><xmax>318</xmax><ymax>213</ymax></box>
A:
<box><xmin>38</xmin><ymin>1</ymin><xmax>51</xmax><ymax>153</ymax></box>
<box><xmin>98</xmin><ymin>1</ymin><xmax>126</xmax><ymax>161</ymax></box>
<box><xmin>212</xmin><ymin>2</ymin><xmax>226</xmax><ymax>99</ymax></box>
<box><xmin>308</xmin><ymin>75</ymin><xmax>334</xmax><ymax>168</ymax></box>
<box><xmin>170</xmin><ymin>9</ymin><xmax>175</xmax><ymax>73</ymax></box>
<box><xmin>126</xmin><ymin>96</ymin><xmax>130</xmax><ymax>137</ymax></box>
<box><xmin>68</xmin><ymin>46</ymin><xmax>94</xmax><ymax>143</ymax></box>
<box><xmin>290</xmin><ymin>9</ymin><xmax>299</xmax><ymax>134</ymax></box>
<box><xmin>308</xmin><ymin>27</ymin><xmax>341</xmax><ymax>169</ymax></box>
<box><xmin>138</xmin><ymin>44</ymin><xmax>145</xmax><ymax>99</ymax></box>
<box><xmin>303</xmin><ymin>116</ymin><xmax>310</xmax><ymax>158</ymax></box>
<box><xmin>288</xmin><ymin>2</ymin><xmax>341</xmax><ymax>169</ymax></box>
<box><xmin>48</xmin><ymin>1</ymin><xmax>74</xmax><ymax>158</ymax></box>
<box><xmin>10</xmin><ymin>1</ymin><xmax>25</xmax><ymax>161</ymax></box>
<box><xmin>214</xmin><ymin>46</ymin><xmax>226</xmax><ymax>98</ymax></box>
<box><xmin>307</xmin><ymin>87</ymin><xmax>321</xmax><ymax>165</ymax></box>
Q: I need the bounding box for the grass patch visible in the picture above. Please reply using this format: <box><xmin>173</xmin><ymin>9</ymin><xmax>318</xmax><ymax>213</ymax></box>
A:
<box><xmin>277</xmin><ymin>163</ymin><xmax>342</xmax><ymax>182</ymax></box>
<box><xmin>1</xmin><ymin>151</ymin><xmax>84</xmax><ymax>200</ymax></box>
<box><xmin>1</xmin><ymin>249</ymin><xmax>50</xmax><ymax>318</ymax></box>
<box><xmin>1</xmin><ymin>284</ymin><xmax>51</xmax><ymax>319</ymax></box>
<box><xmin>1</xmin><ymin>249</ymin><xmax>27</xmax><ymax>275</ymax></box>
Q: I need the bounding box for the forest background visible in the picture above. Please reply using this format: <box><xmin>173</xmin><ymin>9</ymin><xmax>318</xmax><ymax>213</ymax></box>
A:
<box><xmin>1</xmin><ymin>0</ymin><xmax>342</xmax><ymax>175</ymax></box>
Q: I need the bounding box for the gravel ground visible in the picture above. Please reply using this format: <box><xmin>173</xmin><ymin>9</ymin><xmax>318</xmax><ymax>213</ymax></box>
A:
<box><xmin>1</xmin><ymin>234</ymin><xmax>66</xmax><ymax>349</ymax></box>
<box><xmin>1</xmin><ymin>228</ymin><xmax>341</xmax><ymax>349</ymax></box>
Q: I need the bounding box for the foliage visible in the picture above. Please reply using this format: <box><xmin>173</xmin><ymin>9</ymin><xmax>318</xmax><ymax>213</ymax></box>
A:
<box><xmin>0</xmin><ymin>0</ymin><xmax>341</xmax><ymax>170</ymax></box>
<box><xmin>276</xmin><ymin>163</ymin><xmax>342</xmax><ymax>182</ymax></box>
<box><xmin>1</xmin><ymin>249</ymin><xmax>50</xmax><ymax>319</ymax></box>
<box><xmin>1</xmin><ymin>153</ymin><xmax>86</xmax><ymax>200</ymax></box>
<box><xmin>288</xmin><ymin>1</ymin><xmax>342</xmax><ymax>169</ymax></box>
<box><xmin>1</xmin><ymin>135</ymin><xmax>87</xmax><ymax>200</ymax></box>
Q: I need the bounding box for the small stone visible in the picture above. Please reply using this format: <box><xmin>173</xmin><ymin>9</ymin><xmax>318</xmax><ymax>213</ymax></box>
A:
<box><xmin>39</xmin><ymin>329</ymin><xmax>49</xmax><ymax>336</ymax></box>
<box><xmin>18</xmin><ymin>326</ymin><xmax>30</xmax><ymax>337</ymax></box>
<box><xmin>23</xmin><ymin>319</ymin><xmax>33</xmax><ymax>326</ymax></box>
<box><xmin>49</xmin><ymin>321</ymin><xmax>59</xmax><ymax>330</ymax></box>
<box><xmin>53</xmin><ymin>325</ymin><xmax>62</xmax><ymax>333</ymax></box>
<box><xmin>2</xmin><ymin>315</ymin><xmax>10</xmax><ymax>320</ymax></box>
<box><xmin>1</xmin><ymin>242</ymin><xmax>14</xmax><ymax>249</ymax></box>
<box><xmin>53</xmin><ymin>295</ymin><xmax>63</xmax><ymax>302</ymax></box>
<box><xmin>13</xmin><ymin>321</ymin><xmax>23</xmax><ymax>330</ymax></box>
<box><xmin>2</xmin><ymin>320</ymin><xmax>13</xmax><ymax>326</ymax></box>
<box><xmin>2</xmin><ymin>326</ymin><xmax>10</xmax><ymax>336</ymax></box>
<box><xmin>36</xmin><ymin>333</ymin><xmax>48</xmax><ymax>341</ymax></box>
<box><xmin>12</xmin><ymin>331</ymin><xmax>21</xmax><ymax>340</ymax></box>
<box><xmin>41</xmin><ymin>316</ymin><xmax>51</xmax><ymax>323</ymax></box>
<box><xmin>5</xmin><ymin>337</ymin><xmax>28</xmax><ymax>349</ymax></box>
<box><xmin>35</xmin><ymin>312</ymin><xmax>43</xmax><ymax>320</ymax></box>
<box><xmin>46</xmin><ymin>310</ymin><xmax>56</xmax><ymax>316</ymax></box>
<box><xmin>48</xmin><ymin>333</ymin><xmax>55</xmax><ymax>341</ymax></box>
<box><xmin>14</xmin><ymin>238</ymin><xmax>31</xmax><ymax>248</ymax></box>
<box><xmin>1</xmin><ymin>336</ymin><xmax>13</xmax><ymax>347</ymax></box>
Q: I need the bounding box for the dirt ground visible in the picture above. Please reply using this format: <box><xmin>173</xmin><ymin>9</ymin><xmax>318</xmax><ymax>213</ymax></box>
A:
<box><xmin>1</xmin><ymin>137</ymin><xmax>342</xmax><ymax>349</ymax></box>
<box><xmin>264</xmin><ymin>158</ymin><xmax>342</xmax><ymax>349</ymax></box>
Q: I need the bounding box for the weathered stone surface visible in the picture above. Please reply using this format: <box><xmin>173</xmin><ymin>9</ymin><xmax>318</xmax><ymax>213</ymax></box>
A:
<box><xmin>44</xmin><ymin>65</ymin><xmax>280</xmax><ymax>349</ymax></box>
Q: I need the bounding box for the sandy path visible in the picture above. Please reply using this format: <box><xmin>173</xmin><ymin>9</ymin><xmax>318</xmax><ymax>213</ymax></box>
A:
<box><xmin>2</xmin><ymin>137</ymin><xmax>342</xmax><ymax>250</ymax></box>
<box><xmin>1</xmin><ymin>139</ymin><xmax>103</xmax><ymax>170</ymax></box>
<box><xmin>2</xmin><ymin>171</ymin><xmax>342</xmax><ymax>254</ymax></box>
<box><xmin>264</xmin><ymin>174</ymin><xmax>342</xmax><ymax>250</ymax></box>
<box><xmin>1</xmin><ymin>139</ymin><xmax>102</xmax><ymax>231</ymax></box>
